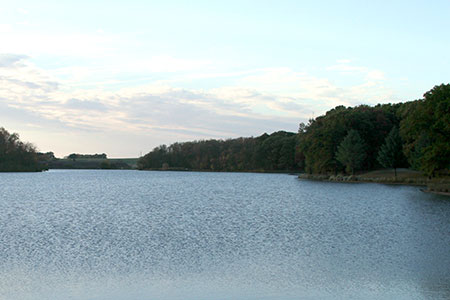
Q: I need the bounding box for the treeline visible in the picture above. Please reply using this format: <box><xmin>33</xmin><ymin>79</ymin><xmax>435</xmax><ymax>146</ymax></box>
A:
<box><xmin>139</xmin><ymin>84</ymin><xmax>449</xmax><ymax>177</ymax></box>
<box><xmin>297</xmin><ymin>84</ymin><xmax>449</xmax><ymax>177</ymax></box>
<box><xmin>138</xmin><ymin>131</ymin><xmax>298</xmax><ymax>172</ymax></box>
<box><xmin>2</xmin><ymin>84</ymin><xmax>448</xmax><ymax>175</ymax></box>
<box><xmin>48</xmin><ymin>158</ymin><xmax>133</xmax><ymax>169</ymax></box>
<box><xmin>38</xmin><ymin>152</ymin><xmax>135</xmax><ymax>169</ymax></box>
<box><xmin>0</xmin><ymin>127</ymin><xmax>46</xmax><ymax>172</ymax></box>
<box><xmin>66</xmin><ymin>153</ymin><xmax>107</xmax><ymax>159</ymax></box>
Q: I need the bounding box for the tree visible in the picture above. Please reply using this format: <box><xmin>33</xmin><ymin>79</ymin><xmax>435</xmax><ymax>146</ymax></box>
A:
<box><xmin>336</xmin><ymin>130</ymin><xmax>367</xmax><ymax>175</ymax></box>
<box><xmin>377</xmin><ymin>126</ymin><xmax>405</xmax><ymax>179</ymax></box>
<box><xmin>137</xmin><ymin>131</ymin><xmax>298</xmax><ymax>172</ymax></box>
<box><xmin>400</xmin><ymin>84</ymin><xmax>450</xmax><ymax>176</ymax></box>
<box><xmin>0</xmin><ymin>127</ymin><xmax>44</xmax><ymax>172</ymax></box>
<box><xmin>295</xmin><ymin>104</ymin><xmax>399</xmax><ymax>174</ymax></box>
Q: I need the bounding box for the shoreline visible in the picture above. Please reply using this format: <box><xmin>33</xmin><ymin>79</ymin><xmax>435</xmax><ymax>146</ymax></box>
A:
<box><xmin>138</xmin><ymin>167</ymin><xmax>300</xmax><ymax>175</ymax></box>
<box><xmin>298</xmin><ymin>172</ymin><xmax>450</xmax><ymax>196</ymax></box>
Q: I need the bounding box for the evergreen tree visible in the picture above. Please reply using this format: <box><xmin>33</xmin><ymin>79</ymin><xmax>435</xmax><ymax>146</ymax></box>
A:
<box><xmin>336</xmin><ymin>130</ymin><xmax>367</xmax><ymax>175</ymax></box>
<box><xmin>377</xmin><ymin>126</ymin><xmax>404</xmax><ymax>179</ymax></box>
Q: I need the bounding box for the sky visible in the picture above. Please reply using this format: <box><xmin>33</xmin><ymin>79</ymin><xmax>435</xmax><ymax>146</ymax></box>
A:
<box><xmin>1</xmin><ymin>0</ymin><xmax>449</xmax><ymax>158</ymax></box>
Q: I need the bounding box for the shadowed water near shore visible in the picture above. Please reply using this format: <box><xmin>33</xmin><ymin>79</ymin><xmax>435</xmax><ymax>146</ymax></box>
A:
<box><xmin>1</xmin><ymin>170</ymin><xmax>449</xmax><ymax>300</ymax></box>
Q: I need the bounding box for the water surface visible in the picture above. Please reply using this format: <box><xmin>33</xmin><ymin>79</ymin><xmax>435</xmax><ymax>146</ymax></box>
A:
<box><xmin>0</xmin><ymin>170</ymin><xmax>449</xmax><ymax>299</ymax></box>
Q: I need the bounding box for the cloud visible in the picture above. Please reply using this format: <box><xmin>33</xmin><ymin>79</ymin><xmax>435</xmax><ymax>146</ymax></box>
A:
<box><xmin>327</xmin><ymin>60</ymin><xmax>386</xmax><ymax>81</ymax></box>
<box><xmin>366</xmin><ymin>70</ymin><xmax>385</xmax><ymax>81</ymax></box>
<box><xmin>0</xmin><ymin>53</ymin><xmax>28</xmax><ymax>68</ymax></box>
<box><xmin>0</xmin><ymin>56</ymin><xmax>59</xmax><ymax>108</ymax></box>
<box><xmin>64</xmin><ymin>98</ymin><xmax>108</xmax><ymax>112</ymax></box>
<box><xmin>0</xmin><ymin>53</ymin><xmax>399</xmax><ymax>156</ymax></box>
<box><xmin>0</xmin><ymin>30</ymin><xmax>119</xmax><ymax>58</ymax></box>
<box><xmin>0</xmin><ymin>55</ymin><xmax>394</xmax><ymax>128</ymax></box>
<box><xmin>0</xmin><ymin>24</ymin><xmax>13</xmax><ymax>33</ymax></box>
<box><xmin>0</xmin><ymin>75</ymin><xmax>58</xmax><ymax>91</ymax></box>
<box><xmin>135</xmin><ymin>55</ymin><xmax>212</xmax><ymax>73</ymax></box>
<box><xmin>327</xmin><ymin>63</ymin><xmax>366</xmax><ymax>73</ymax></box>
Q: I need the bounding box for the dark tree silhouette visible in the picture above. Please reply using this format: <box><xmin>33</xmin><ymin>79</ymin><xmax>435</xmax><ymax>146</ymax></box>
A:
<box><xmin>0</xmin><ymin>127</ymin><xmax>45</xmax><ymax>172</ymax></box>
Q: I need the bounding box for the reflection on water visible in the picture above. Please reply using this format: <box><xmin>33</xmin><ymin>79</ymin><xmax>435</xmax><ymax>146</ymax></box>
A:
<box><xmin>0</xmin><ymin>170</ymin><xmax>449</xmax><ymax>300</ymax></box>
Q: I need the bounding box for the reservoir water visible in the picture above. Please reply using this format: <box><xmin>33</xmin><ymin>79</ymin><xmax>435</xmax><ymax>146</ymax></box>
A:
<box><xmin>0</xmin><ymin>170</ymin><xmax>449</xmax><ymax>300</ymax></box>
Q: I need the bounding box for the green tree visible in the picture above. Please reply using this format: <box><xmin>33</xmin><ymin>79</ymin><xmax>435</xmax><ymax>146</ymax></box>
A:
<box><xmin>137</xmin><ymin>131</ymin><xmax>298</xmax><ymax>172</ymax></box>
<box><xmin>336</xmin><ymin>130</ymin><xmax>367</xmax><ymax>175</ymax></box>
<box><xmin>400</xmin><ymin>84</ymin><xmax>450</xmax><ymax>176</ymax></box>
<box><xmin>295</xmin><ymin>104</ymin><xmax>399</xmax><ymax>174</ymax></box>
<box><xmin>377</xmin><ymin>126</ymin><xmax>405</xmax><ymax>179</ymax></box>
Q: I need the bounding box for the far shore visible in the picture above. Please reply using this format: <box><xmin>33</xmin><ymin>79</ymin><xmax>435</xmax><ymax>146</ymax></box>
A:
<box><xmin>138</xmin><ymin>167</ymin><xmax>300</xmax><ymax>175</ymax></box>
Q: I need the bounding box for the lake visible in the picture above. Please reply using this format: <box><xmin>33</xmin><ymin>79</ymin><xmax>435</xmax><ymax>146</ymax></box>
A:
<box><xmin>0</xmin><ymin>170</ymin><xmax>449</xmax><ymax>300</ymax></box>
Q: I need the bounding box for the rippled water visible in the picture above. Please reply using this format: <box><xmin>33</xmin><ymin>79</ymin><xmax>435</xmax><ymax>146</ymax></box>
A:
<box><xmin>0</xmin><ymin>170</ymin><xmax>449</xmax><ymax>300</ymax></box>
